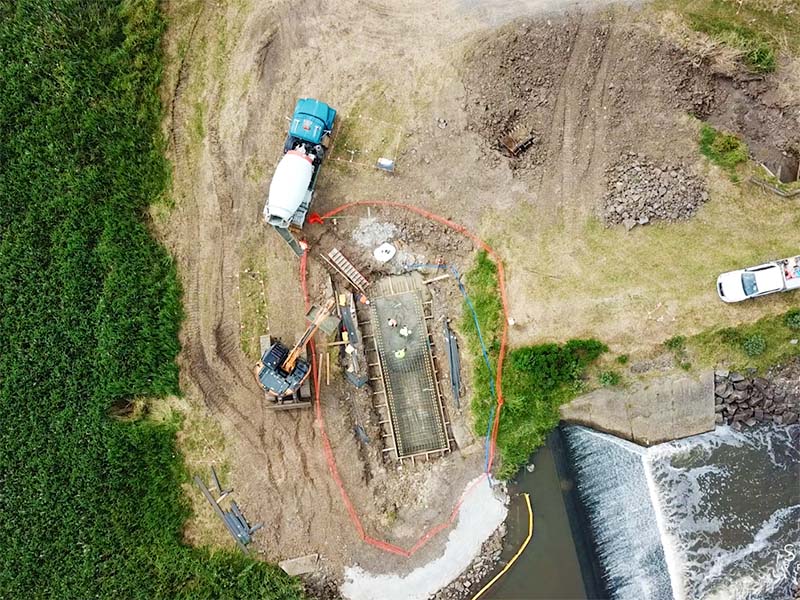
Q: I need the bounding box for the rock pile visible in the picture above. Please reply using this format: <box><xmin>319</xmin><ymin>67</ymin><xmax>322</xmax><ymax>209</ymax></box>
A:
<box><xmin>714</xmin><ymin>369</ymin><xmax>798</xmax><ymax>429</ymax></box>
<box><xmin>430</xmin><ymin>525</ymin><xmax>505</xmax><ymax>600</ymax></box>
<box><xmin>602</xmin><ymin>153</ymin><xmax>709</xmax><ymax>230</ymax></box>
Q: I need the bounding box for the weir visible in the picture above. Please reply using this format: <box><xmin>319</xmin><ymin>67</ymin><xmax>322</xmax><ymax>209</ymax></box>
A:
<box><xmin>562</xmin><ymin>426</ymin><xmax>674</xmax><ymax>600</ymax></box>
<box><xmin>563</xmin><ymin>424</ymin><xmax>800</xmax><ymax>600</ymax></box>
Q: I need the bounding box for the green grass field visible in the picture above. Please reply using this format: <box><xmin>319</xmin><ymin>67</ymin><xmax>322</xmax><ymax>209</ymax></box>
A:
<box><xmin>0</xmin><ymin>1</ymin><xmax>301</xmax><ymax>597</ymax></box>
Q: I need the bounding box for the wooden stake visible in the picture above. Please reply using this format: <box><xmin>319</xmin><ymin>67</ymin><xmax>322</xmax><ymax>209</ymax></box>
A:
<box><xmin>326</xmin><ymin>352</ymin><xmax>330</xmax><ymax>386</ymax></box>
<box><xmin>423</xmin><ymin>273</ymin><xmax>451</xmax><ymax>285</ymax></box>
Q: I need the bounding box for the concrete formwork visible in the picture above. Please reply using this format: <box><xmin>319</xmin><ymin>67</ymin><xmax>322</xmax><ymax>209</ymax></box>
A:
<box><xmin>368</xmin><ymin>275</ymin><xmax>449</xmax><ymax>459</ymax></box>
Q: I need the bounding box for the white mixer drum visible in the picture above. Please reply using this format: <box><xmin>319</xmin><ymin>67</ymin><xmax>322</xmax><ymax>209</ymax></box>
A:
<box><xmin>264</xmin><ymin>150</ymin><xmax>314</xmax><ymax>225</ymax></box>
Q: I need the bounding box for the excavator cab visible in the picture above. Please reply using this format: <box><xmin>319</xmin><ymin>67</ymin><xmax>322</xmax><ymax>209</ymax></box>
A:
<box><xmin>256</xmin><ymin>342</ymin><xmax>310</xmax><ymax>398</ymax></box>
<box><xmin>254</xmin><ymin>298</ymin><xmax>339</xmax><ymax>409</ymax></box>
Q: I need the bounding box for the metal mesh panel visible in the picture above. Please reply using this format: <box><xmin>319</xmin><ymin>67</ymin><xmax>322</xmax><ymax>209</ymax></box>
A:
<box><xmin>370</xmin><ymin>290</ymin><xmax>448</xmax><ymax>457</ymax></box>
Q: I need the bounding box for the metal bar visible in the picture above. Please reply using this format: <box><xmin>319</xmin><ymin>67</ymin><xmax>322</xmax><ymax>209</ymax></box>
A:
<box><xmin>194</xmin><ymin>476</ymin><xmax>249</xmax><ymax>553</ymax></box>
<box><xmin>423</xmin><ymin>273</ymin><xmax>451</xmax><ymax>285</ymax></box>
<box><xmin>210</xmin><ymin>466</ymin><xmax>223</xmax><ymax>495</ymax></box>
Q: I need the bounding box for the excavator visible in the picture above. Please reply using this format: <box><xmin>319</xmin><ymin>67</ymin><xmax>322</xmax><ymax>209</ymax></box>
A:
<box><xmin>254</xmin><ymin>298</ymin><xmax>339</xmax><ymax>409</ymax></box>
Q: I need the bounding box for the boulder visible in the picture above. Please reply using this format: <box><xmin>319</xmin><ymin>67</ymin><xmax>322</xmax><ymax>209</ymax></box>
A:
<box><xmin>715</xmin><ymin>382</ymin><xmax>732</xmax><ymax>398</ymax></box>
<box><xmin>730</xmin><ymin>390</ymin><xmax>748</xmax><ymax>402</ymax></box>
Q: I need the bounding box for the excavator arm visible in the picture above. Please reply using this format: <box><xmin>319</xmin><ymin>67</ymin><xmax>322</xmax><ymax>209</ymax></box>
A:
<box><xmin>282</xmin><ymin>298</ymin><xmax>336</xmax><ymax>373</ymax></box>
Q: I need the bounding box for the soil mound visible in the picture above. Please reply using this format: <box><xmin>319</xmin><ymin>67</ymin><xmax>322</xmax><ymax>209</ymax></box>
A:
<box><xmin>462</xmin><ymin>12</ymin><xmax>800</xmax><ymax>180</ymax></box>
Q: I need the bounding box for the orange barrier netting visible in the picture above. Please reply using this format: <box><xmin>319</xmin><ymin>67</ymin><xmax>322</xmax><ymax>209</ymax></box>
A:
<box><xmin>300</xmin><ymin>200</ymin><xmax>510</xmax><ymax>557</ymax></box>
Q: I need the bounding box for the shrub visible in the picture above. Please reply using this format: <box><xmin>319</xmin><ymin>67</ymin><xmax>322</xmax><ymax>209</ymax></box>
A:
<box><xmin>699</xmin><ymin>124</ymin><xmax>748</xmax><ymax>175</ymax></box>
<box><xmin>664</xmin><ymin>335</ymin><xmax>687</xmax><ymax>352</ymax></box>
<box><xmin>785</xmin><ymin>309</ymin><xmax>800</xmax><ymax>331</ymax></box>
<box><xmin>462</xmin><ymin>254</ymin><xmax>607</xmax><ymax>479</ymax></box>
<box><xmin>742</xmin><ymin>333</ymin><xmax>767</xmax><ymax>357</ymax></box>
<box><xmin>599</xmin><ymin>370</ymin><xmax>621</xmax><ymax>387</ymax></box>
<box><xmin>616</xmin><ymin>354</ymin><xmax>629</xmax><ymax>365</ymax></box>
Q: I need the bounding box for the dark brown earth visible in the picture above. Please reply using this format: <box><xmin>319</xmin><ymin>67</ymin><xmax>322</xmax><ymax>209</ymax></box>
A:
<box><xmin>463</xmin><ymin>13</ymin><xmax>800</xmax><ymax>181</ymax></box>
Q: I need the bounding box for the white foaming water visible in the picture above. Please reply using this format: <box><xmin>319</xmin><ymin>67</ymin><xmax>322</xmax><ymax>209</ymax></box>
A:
<box><xmin>647</xmin><ymin>424</ymin><xmax>800</xmax><ymax>600</ymax></box>
<box><xmin>564</xmin><ymin>424</ymin><xmax>800</xmax><ymax>600</ymax></box>
<box><xmin>564</xmin><ymin>427</ymin><xmax>674</xmax><ymax>600</ymax></box>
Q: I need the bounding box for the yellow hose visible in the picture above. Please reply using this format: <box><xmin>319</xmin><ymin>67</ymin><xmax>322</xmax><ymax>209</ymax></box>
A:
<box><xmin>470</xmin><ymin>493</ymin><xmax>534</xmax><ymax>600</ymax></box>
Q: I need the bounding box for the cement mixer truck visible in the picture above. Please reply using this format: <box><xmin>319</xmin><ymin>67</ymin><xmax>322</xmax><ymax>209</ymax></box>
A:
<box><xmin>264</xmin><ymin>98</ymin><xmax>337</xmax><ymax>255</ymax></box>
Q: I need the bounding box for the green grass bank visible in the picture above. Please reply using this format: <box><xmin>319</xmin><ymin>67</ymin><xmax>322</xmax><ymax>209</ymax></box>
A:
<box><xmin>462</xmin><ymin>252</ymin><xmax>606</xmax><ymax>479</ymax></box>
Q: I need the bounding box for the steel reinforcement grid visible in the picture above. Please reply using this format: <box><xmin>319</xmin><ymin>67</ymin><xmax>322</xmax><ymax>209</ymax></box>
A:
<box><xmin>370</xmin><ymin>291</ymin><xmax>448</xmax><ymax>457</ymax></box>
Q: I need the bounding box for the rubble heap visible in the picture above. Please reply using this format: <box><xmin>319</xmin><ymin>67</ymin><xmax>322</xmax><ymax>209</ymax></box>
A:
<box><xmin>602</xmin><ymin>153</ymin><xmax>709</xmax><ymax>230</ymax></box>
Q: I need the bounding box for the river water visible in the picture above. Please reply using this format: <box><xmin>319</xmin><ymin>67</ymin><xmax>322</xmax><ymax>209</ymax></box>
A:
<box><xmin>485</xmin><ymin>424</ymin><xmax>800</xmax><ymax>599</ymax></box>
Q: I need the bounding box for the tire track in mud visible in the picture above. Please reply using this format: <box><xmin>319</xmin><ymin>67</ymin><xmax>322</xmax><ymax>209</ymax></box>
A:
<box><xmin>538</xmin><ymin>12</ymin><xmax>615</xmax><ymax>216</ymax></box>
<box><xmin>166</xmin><ymin>2</ymin><xmax>344</xmax><ymax>559</ymax></box>
<box><xmin>536</xmin><ymin>13</ymin><xmax>583</xmax><ymax>215</ymax></box>
<box><xmin>576</xmin><ymin>19</ymin><xmax>614</xmax><ymax>182</ymax></box>
<box><xmin>164</xmin><ymin>0</ymin><xmax>286</xmax><ymax>507</ymax></box>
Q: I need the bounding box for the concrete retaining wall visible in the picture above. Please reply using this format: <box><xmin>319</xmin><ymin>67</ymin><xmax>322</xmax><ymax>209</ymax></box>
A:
<box><xmin>560</xmin><ymin>370</ymin><xmax>715</xmax><ymax>445</ymax></box>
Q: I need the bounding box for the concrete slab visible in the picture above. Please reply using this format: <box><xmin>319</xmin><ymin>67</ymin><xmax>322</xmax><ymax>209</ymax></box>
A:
<box><xmin>369</xmin><ymin>275</ymin><xmax>448</xmax><ymax>458</ymax></box>
<box><xmin>279</xmin><ymin>553</ymin><xmax>319</xmax><ymax>576</ymax></box>
<box><xmin>560</xmin><ymin>370</ymin><xmax>715</xmax><ymax>445</ymax></box>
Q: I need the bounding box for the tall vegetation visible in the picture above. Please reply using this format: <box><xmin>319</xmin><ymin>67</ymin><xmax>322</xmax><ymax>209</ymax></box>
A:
<box><xmin>692</xmin><ymin>309</ymin><xmax>800</xmax><ymax>371</ymax></box>
<box><xmin>698</xmin><ymin>124</ymin><xmax>748</xmax><ymax>178</ymax></box>
<box><xmin>0</xmin><ymin>1</ymin><xmax>301</xmax><ymax>597</ymax></box>
<box><xmin>688</xmin><ymin>14</ymin><xmax>776</xmax><ymax>72</ymax></box>
<box><xmin>463</xmin><ymin>252</ymin><xmax>606</xmax><ymax>479</ymax></box>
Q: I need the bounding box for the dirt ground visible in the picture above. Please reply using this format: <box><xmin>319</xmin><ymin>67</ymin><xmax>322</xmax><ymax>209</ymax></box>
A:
<box><xmin>155</xmin><ymin>0</ymin><xmax>800</xmax><ymax>590</ymax></box>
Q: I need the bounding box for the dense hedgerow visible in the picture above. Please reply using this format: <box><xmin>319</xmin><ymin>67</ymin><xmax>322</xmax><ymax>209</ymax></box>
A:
<box><xmin>0</xmin><ymin>1</ymin><xmax>301</xmax><ymax>597</ymax></box>
<box><xmin>463</xmin><ymin>251</ymin><xmax>607</xmax><ymax>479</ymax></box>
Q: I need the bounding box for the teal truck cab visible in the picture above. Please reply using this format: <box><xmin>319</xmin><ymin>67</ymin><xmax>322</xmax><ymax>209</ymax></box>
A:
<box><xmin>264</xmin><ymin>98</ymin><xmax>336</xmax><ymax>254</ymax></box>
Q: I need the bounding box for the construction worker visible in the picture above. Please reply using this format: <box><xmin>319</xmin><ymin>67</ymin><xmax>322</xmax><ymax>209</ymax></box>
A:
<box><xmin>394</xmin><ymin>348</ymin><xmax>406</xmax><ymax>359</ymax></box>
<box><xmin>387</xmin><ymin>317</ymin><xmax>398</xmax><ymax>328</ymax></box>
<box><xmin>399</xmin><ymin>326</ymin><xmax>411</xmax><ymax>337</ymax></box>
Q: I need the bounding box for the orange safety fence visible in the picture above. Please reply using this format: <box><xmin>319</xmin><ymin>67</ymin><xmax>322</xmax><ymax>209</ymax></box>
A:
<box><xmin>299</xmin><ymin>200</ymin><xmax>510</xmax><ymax>557</ymax></box>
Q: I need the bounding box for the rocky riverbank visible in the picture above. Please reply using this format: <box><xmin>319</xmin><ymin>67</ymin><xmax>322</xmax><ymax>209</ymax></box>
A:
<box><xmin>714</xmin><ymin>362</ymin><xmax>800</xmax><ymax>429</ymax></box>
<box><xmin>429</xmin><ymin>524</ymin><xmax>505</xmax><ymax>600</ymax></box>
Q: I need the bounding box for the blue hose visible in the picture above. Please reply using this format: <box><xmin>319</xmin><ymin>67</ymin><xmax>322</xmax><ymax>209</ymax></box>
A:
<box><xmin>404</xmin><ymin>263</ymin><xmax>498</xmax><ymax>478</ymax></box>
